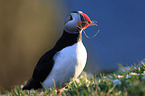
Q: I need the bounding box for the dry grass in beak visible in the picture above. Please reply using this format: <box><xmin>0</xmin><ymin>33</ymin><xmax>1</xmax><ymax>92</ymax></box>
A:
<box><xmin>78</xmin><ymin>20</ymin><xmax>100</xmax><ymax>39</ymax></box>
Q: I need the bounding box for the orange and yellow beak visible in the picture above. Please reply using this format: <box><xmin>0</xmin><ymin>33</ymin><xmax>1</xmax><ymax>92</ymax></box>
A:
<box><xmin>78</xmin><ymin>11</ymin><xmax>92</xmax><ymax>29</ymax></box>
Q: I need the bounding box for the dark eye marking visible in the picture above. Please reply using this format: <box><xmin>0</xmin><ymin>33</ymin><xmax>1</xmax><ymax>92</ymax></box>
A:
<box><xmin>70</xmin><ymin>15</ymin><xmax>73</xmax><ymax>20</ymax></box>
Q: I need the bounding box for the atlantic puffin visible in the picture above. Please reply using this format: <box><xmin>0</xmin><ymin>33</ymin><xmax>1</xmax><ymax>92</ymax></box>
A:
<box><xmin>23</xmin><ymin>11</ymin><xmax>92</xmax><ymax>90</ymax></box>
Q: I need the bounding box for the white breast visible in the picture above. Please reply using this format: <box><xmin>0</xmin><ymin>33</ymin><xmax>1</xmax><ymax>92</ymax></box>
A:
<box><xmin>42</xmin><ymin>41</ymin><xmax>87</xmax><ymax>89</ymax></box>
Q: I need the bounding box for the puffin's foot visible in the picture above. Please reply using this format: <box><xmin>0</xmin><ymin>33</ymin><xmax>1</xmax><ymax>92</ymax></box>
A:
<box><xmin>57</xmin><ymin>90</ymin><xmax>61</xmax><ymax>96</ymax></box>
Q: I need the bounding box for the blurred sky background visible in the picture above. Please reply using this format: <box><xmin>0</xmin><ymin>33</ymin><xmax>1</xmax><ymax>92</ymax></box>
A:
<box><xmin>0</xmin><ymin>0</ymin><xmax>145</xmax><ymax>91</ymax></box>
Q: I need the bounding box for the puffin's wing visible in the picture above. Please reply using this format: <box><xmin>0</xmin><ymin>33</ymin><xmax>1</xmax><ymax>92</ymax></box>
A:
<box><xmin>23</xmin><ymin>49</ymin><xmax>55</xmax><ymax>90</ymax></box>
<box><xmin>32</xmin><ymin>49</ymin><xmax>55</xmax><ymax>82</ymax></box>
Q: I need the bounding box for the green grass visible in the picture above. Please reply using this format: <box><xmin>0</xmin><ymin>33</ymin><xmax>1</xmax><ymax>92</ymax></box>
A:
<box><xmin>1</xmin><ymin>59</ymin><xmax>145</xmax><ymax>96</ymax></box>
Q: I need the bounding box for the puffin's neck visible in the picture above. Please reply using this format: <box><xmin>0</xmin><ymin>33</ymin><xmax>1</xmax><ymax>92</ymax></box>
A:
<box><xmin>62</xmin><ymin>30</ymin><xmax>82</xmax><ymax>42</ymax></box>
<box><xmin>54</xmin><ymin>30</ymin><xmax>82</xmax><ymax>51</ymax></box>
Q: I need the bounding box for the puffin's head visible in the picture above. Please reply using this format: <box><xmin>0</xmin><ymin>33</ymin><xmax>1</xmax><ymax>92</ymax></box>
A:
<box><xmin>64</xmin><ymin>11</ymin><xmax>92</xmax><ymax>33</ymax></box>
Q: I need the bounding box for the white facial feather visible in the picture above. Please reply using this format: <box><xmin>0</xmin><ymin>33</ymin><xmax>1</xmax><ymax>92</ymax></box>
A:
<box><xmin>64</xmin><ymin>13</ymin><xmax>81</xmax><ymax>33</ymax></box>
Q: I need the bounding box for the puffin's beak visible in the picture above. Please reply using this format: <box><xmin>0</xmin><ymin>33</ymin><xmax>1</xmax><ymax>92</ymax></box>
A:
<box><xmin>78</xmin><ymin>11</ymin><xmax>92</xmax><ymax>29</ymax></box>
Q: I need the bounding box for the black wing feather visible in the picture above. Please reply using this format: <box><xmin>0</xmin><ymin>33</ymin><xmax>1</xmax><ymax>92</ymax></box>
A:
<box><xmin>23</xmin><ymin>49</ymin><xmax>56</xmax><ymax>90</ymax></box>
<box><xmin>32</xmin><ymin>49</ymin><xmax>55</xmax><ymax>82</ymax></box>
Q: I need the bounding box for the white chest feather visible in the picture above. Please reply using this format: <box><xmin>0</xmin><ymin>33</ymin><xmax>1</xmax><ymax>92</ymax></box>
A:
<box><xmin>42</xmin><ymin>41</ymin><xmax>87</xmax><ymax>88</ymax></box>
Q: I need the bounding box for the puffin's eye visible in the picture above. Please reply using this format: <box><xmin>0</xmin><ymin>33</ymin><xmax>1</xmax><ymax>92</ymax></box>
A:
<box><xmin>65</xmin><ymin>15</ymin><xmax>73</xmax><ymax>24</ymax></box>
<box><xmin>70</xmin><ymin>15</ymin><xmax>73</xmax><ymax>20</ymax></box>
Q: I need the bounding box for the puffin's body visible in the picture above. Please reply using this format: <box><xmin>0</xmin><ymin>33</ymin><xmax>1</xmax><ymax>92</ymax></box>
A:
<box><xmin>23</xmin><ymin>11</ymin><xmax>92</xmax><ymax>90</ymax></box>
